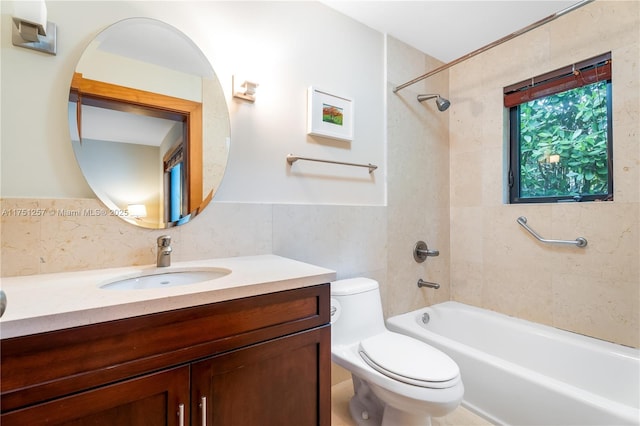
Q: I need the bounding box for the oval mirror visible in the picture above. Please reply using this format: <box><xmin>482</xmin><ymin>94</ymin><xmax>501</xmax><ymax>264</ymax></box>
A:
<box><xmin>68</xmin><ymin>18</ymin><xmax>230</xmax><ymax>229</ymax></box>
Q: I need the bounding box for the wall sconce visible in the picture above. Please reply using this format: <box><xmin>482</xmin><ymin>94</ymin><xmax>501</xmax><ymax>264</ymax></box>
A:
<box><xmin>127</xmin><ymin>204</ymin><xmax>147</xmax><ymax>219</ymax></box>
<box><xmin>11</xmin><ymin>0</ymin><xmax>57</xmax><ymax>55</ymax></box>
<box><xmin>232</xmin><ymin>76</ymin><xmax>258</xmax><ymax>102</ymax></box>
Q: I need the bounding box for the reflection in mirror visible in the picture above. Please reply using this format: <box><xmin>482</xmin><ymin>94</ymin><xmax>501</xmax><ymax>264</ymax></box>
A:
<box><xmin>68</xmin><ymin>18</ymin><xmax>230</xmax><ymax>229</ymax></box>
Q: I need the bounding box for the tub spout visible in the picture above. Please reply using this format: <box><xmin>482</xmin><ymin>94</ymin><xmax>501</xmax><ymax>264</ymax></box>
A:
<box><xmin>417</xmin><ymin>279</ymin><xmax>440</xmax><ymax>289</ymax></box>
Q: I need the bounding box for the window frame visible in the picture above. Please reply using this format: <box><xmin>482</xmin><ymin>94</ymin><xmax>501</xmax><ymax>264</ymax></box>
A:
<box><xmin>506</xmin><ymin>55</ymin><xmax>614</xmax><ymax>204</ymax></box>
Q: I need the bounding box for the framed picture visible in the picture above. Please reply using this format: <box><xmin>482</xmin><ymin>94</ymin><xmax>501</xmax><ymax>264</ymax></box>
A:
<box><xmin>307</xmin><ymin>87</ymin><xmax>353</xmax><ymax>141</ymax></box>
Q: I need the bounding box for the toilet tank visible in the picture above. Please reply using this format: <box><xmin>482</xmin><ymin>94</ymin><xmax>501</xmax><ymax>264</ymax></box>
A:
<box><xmin>330</xmin><ymin>278</ymin><xmax>386</xmax><ymax>346</ymax></box>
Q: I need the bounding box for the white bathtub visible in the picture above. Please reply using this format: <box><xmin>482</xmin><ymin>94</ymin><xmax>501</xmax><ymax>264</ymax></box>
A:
<box><xmin>386</xmin><ymin>301</ymin><xmax>640</xmax><ymax>426</ymax></box>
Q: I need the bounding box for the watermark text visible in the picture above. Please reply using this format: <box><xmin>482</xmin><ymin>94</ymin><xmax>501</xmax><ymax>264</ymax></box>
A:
<box><xmin>2</xmin><ymin>208</ymin><xmax>130</xmax><ymax>217</ymax></box>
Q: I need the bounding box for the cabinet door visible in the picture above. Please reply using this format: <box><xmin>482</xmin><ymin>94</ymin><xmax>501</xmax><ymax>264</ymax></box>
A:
<box><xmin>191</xmin><ymin>326</ymin><xmax>330</xmax><ymax>426</ymax></box>
<box><xmin>1</xmin><ymin>365</ymin><xmax>190</xmax><ymax>426</ymax></box>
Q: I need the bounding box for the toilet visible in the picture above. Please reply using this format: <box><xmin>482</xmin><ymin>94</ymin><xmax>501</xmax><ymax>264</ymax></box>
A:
<box><xmin>331</xmin><ymin>278</ymin><xmax>463</xmax><ymax>426</ymax></box>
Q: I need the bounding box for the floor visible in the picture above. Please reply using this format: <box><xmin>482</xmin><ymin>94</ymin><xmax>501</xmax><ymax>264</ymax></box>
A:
<box><xmin>331</xmin><ymin>379</ymin><xmax>494</xmax><ymax>426</ymax></box>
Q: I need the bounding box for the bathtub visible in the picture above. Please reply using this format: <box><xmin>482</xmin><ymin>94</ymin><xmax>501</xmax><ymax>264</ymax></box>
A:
<box><xmin>386</xmin><ymin>301</ymin><xmax>640</xmax><ymax>426</ymax></box>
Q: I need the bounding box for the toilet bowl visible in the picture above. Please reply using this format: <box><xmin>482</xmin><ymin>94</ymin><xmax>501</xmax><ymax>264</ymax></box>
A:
<box><xmin>331</xmin><ymin>278</ymin><xmax>463</xmax><ymax>426</ymax></box>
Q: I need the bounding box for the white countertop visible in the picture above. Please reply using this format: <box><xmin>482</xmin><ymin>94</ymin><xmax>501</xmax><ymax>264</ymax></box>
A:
<box><xmin>0</xmin><ymin>255</ymin><xmax>336</xmax><ymax>339</ymax></box>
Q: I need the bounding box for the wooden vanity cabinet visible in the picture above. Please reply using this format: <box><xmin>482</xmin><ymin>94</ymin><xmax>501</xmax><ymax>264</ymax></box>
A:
<box><xmin>1</xmin><ymin>284</ymin><xmax>331</xmax><ymax>426</ymax></box>
<box><xmin>1</xmin><ymin>365</ymin><xmax>190</xmax><ymax>425</ymax></box>
<box><xmin>191</xmin><ymin>328</ymin><xmax>327</xmax><ymax>426</ymax></box>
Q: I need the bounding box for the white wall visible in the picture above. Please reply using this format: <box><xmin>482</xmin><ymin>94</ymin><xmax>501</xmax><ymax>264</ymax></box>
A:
<box><xmin>1</xmin><ymin>1</ymin><xmax>385</xmax><ymax>206</ymax></box>
<box><xmin>76</xmin><ymin>41</ymin><xmax>204</xmax><ymax>102</ymax></box>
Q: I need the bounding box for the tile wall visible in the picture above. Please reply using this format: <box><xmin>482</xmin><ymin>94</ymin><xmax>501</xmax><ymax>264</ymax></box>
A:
<box><xmin>0</xmin><ymin>198</ymin><xmax>387</xmax><ymax>283</ymax></box>
<box><xmin>448</xmin><ymin>0</ymin><xmax>639</xmax><ymax>347</ymax></box>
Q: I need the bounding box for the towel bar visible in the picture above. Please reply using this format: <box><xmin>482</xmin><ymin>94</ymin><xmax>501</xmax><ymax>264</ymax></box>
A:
<box><xmin>287</xmin><ymin>154</ymin><xmax>377</xmax><ymax>174</ymax></box>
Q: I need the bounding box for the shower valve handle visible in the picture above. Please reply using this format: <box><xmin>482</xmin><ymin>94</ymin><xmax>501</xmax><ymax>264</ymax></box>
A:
<box><xmin>413</xmin><ymin>241</ymin><xmax>439</xmax><ymax>263</ymax></box>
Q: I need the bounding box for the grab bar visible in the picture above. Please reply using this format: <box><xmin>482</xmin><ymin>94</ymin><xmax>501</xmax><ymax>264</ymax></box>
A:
<box><xmin>287</xmin><ymin>154</ymin><xmax>377</xmax><ymax>174</ymax></box>
<box><xmin>516</xmin><ymin>216</ymin><xmax>587</xmax><ymax>248</ymax></box>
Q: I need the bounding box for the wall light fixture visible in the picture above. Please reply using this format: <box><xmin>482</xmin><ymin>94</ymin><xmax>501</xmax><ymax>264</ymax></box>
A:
<box><xmin>11</xmin><ymin>0</ymin><xmax>57</xmax><ymax>55</ymax></box>
<box><xmin>127</xmin><ymin>204</ymin><xmax>147</xmax><ymax>219</ymax></box>
<box><xmin>232</xmin><ymin>76</ymin><xmax>258</xmax><ymax>102</ymax></box>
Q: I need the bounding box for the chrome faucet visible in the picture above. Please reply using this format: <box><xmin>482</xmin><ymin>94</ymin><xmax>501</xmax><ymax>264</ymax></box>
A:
<box><xmin>157</xmin><ymin>235</ymin><xmax>172</xmax><ymax>267</ymax></box>
<box><xmin>417</xmin><ymin>279</ymin><xmax>440</xmax><ymax>289</ymax></box>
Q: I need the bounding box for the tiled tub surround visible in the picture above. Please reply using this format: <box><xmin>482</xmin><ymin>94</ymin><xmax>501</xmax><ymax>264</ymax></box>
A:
<box><xmin>447</xmin><ymin>0</ymin><xmax>640</xmax><ymax>348</ymax></box>
<box><xmin>383</xmin><ymin>2</ymin><xmax>639</xmax><ymax>349</ymax></box>
<box><xmin>385</xmin><ymin>34</ymin><xmax>452</xmax><ymax>321</ymax></box>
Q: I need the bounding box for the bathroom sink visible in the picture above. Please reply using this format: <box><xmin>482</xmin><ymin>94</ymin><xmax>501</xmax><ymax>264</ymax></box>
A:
<box><xmin>100</xmin><ymin>268</ymin><xmax>231</xmax><ymax>290</ymax></box>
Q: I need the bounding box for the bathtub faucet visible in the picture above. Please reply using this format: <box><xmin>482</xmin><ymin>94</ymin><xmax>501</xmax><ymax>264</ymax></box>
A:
<box><xmin>417</xmin><ymin>279</ymin><xmax>440</xmax><ymax>289</ymax></box>
<box><xmin>156</xmin><ymin>235</ymin><xmax>172</xmax><ymax>267</ymax></box>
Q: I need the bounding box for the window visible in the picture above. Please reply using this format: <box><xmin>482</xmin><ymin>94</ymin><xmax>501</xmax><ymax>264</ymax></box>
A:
<box><xmin>505</xmin><ymin>53</ymin><xmax>613</xmax><ymax>203</ymax></box>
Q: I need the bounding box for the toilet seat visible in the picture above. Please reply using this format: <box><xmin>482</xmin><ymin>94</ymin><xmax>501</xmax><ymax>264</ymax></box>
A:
<box><xmin>359</xmin><ymin>332</ymin><xmax>460</xmax><ymax>389</ymax></box>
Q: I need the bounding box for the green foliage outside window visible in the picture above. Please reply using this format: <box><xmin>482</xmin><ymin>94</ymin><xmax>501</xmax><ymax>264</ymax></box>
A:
<box><xmin>518</xmin><ymin>81</ymin><xmax>610</xmax><ymax>199</ymax></box>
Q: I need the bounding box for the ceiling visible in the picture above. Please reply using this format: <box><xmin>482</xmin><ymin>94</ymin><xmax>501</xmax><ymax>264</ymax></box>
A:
<box><xmin>81</xmin><ymin>105</ymin><xmax>179</xmax><ymax>147</ymax></box>
<box><xmin>94</xmin><ymin>17</ymin><xmax>213</xmax><ymax>78</ymax></box>
<box><xmin>322</xmin><ymin>1</ymin><xmax>582</xmax><ymax>63</ymax></box>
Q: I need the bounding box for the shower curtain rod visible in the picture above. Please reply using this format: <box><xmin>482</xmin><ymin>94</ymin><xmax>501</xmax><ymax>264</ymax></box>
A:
<box><xmin>392</xmin><ymin>0</ymin><xmax>594</xmax><ymax>93</ymax></box>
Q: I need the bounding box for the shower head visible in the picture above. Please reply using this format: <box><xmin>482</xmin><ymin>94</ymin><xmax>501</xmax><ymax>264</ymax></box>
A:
<box><xmin>435</xmin><ymin>96</ymin><xmax>451</xmax><ymax>111</ymax></box>
<box><xmin>417</xmin><ymin>94</ymin><xmax>450</xmax><ymax>111</ymax></box>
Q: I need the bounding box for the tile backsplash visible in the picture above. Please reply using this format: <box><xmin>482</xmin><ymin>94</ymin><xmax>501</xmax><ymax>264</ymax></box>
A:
<box><xmin>1</xmin><ymin>198</ymin><xmax>387</xmax><ymax>282</ymax></box>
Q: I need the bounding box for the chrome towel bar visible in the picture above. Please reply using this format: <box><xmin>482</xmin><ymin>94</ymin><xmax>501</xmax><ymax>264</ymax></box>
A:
<box><xmin>287</xmin><ymin>154</ymin><xmax>377</xmax><ymax>174</ymax></box>
<box><xmin>517</xmin><ymin>216</ymin><xmax>587</xmax><ymax>248</ymax></box>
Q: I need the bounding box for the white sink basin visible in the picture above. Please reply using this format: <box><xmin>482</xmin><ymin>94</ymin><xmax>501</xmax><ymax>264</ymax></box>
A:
<box><xmin>100</xmin><ymin>268</ymin><xmax>231</xmax><ymax>290</ymax></box>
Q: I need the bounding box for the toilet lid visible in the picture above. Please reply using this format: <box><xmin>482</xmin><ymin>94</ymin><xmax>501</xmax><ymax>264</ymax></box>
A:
<box><xmin>359</xmin><ymin>332</ymin><xmax>459</xmax><ymax>388</ymax></box>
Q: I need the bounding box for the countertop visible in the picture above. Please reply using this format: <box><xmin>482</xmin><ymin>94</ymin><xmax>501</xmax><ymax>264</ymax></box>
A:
<box><xmin>0</xmin><ymin>255</ymin><xmax>336</xmax><ymax>339</ymax></box>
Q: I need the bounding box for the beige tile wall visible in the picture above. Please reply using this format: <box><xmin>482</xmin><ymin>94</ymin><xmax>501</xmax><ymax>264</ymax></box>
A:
<box><xmin>448</xmin><ymin>0</ymin><xmax>639</xmax><ymax>347</ymax></box>
<box><xmin>0</xmin><ymin>199</ymin><xmax>387</xmax><ymax>281</ymax></box>
<box><xmin>0</xmin><ymin>198</ymin><xmax>273</xmax><ymax>276</ymax></box>
<box><xmin>385</xmin><ymin>36</ymin><xmax>452</xmax><ymax>319</ymax></box>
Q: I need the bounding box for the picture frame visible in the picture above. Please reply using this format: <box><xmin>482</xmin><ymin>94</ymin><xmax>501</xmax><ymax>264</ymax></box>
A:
<box><xmin>307</xmin><ymin>87</ymin><xmax>353</xmax><ymax>141</ymax></box>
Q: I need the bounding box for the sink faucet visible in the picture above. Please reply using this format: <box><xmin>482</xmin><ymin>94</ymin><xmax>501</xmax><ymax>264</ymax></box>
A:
<box><xmin>157</xmin><ymin>235</ymin><xmax>172</xmax><ymax>267</ymax></box>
